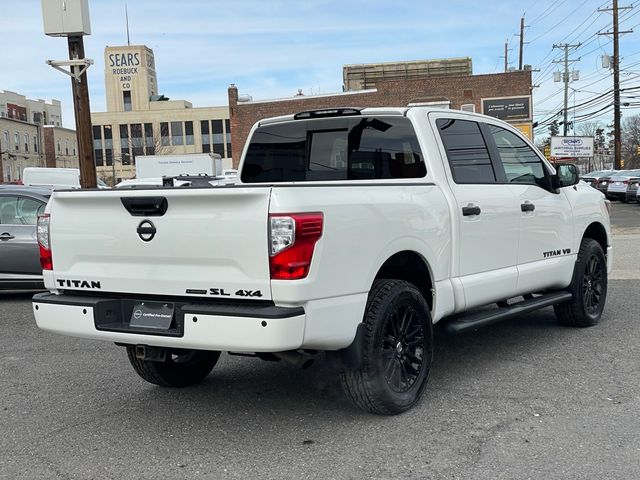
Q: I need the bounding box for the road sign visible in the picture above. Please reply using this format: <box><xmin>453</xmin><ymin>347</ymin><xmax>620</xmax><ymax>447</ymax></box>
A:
<box><xmin>550</xmin><ymin>136</ymin><xmax>594</xmax><ymax>158</ymax></box>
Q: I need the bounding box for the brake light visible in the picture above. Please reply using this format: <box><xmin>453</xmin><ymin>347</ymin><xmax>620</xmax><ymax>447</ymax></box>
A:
<box><xmin>623</xmin><ymin>180</ymin><xmax>629</xmax><ymax>185</ymax></box>
<box><xmin>37</xmin><ymin>214</ymin><xmax>52</xmax><ymax>270</ymax></box>
<box><xmin>269</xmin><ymin>213</ymin><xmax>323</xmax><ymax>280</ymax></box>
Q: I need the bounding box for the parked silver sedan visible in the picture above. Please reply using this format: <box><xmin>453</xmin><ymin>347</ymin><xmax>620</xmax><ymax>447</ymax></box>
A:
<box><xmin>0</xmin><ymin>186</ymin><xmax>51</xmax><ymax>289</ymax></box>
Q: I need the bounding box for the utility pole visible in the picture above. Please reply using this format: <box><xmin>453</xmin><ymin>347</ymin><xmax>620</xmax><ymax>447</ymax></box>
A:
<box><xmin>42</xmin><ymin>0</ymin><xmax>97</xmax><ymax>188</ymax></box>
<box><xmin>599</xmin><ymin>0</ymin><xmax>634</xmax><ymax>170</ymax></box>
<box><xmin>504</xmin><ymin>40</ymin><xmax>509</xmax><ymax>72</ymax></box>
<box><xmin>67</xmin><ymin>36</ymin><xmax>97</xmax><ymax>188</ymax></box>
<box><xmin>518</xmin><ymin>17</ymin><xmax>526</xmax><ymax>70</ymax></box>
<box><xmin>553</xmin><ymin>44</ymin><xmax>581</xmax><ymax>136</ymax></box>
<box><xmin>501</xmin><ymin>39</ymin><xmax>511</xmax><ymax>72</ymax></box>
<box><xmin>0</xmin><ymin>140</ymin><xmax>4</xmax><ymax>183</ymax></box>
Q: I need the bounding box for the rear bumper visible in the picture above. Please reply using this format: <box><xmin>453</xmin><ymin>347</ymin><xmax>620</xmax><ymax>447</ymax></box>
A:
<box><xmin>32</xmin><ymin>292</ymin><xmax>306</xmax><ymax>352</ymax></box>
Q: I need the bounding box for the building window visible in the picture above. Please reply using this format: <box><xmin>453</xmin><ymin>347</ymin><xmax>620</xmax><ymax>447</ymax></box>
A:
<box><xmin>224</xmin><ymin>119</ymin><xmax>232</xmax><ymax>158</ymax></box>
<box><xmin>211</xmin><ymin>120</ymin><xmax>224</xmax><ymax>156</ymax></box>
<box><xmin>201</xmin><ymin>120</ymin><xmax>210</xmax><ymax>153</ymax></box>
<box><xmin>171</xmin><ymin>121</ymin><xmax>183</xmax><ymax>146</ymax></box>
<box><xmin>123</xmin><ymin>91</ymin><xmax>132</xmax><ymax>112</ymax></box>
<box><xmin>65</xmin><ymin>139</ymin><xmax>69</xmax><ymax>156</ymax></box>
<box><xmin>33</xmin><ymin>135</ymin><xmax>38</xmax><ymax>153</ymax></box>
<box><xmin>73</xmin><ymin>141</ymin><xmax>77</xmax><ymax>156</ymax></box>
<box><xmin>14</xmin><ymin>132</ymin><xmax>19</xmax><ymax>151</ymax></box>
<box><xmin>131</xmin><ymin>123</ymin><xmax>143</xmax><ymax>160</ymax></box>
<box><xmin>24</xmin><ymin>133</ymin><xmax>29</xmax><ymax>153</ymax></box>
<box><xmin>2</xmin><ymin>131</ymin><xmax>8</xmax><ymax>148</ymax></box>
<box><xmin>104</xmin><ymin>125</ymin><xmax>113</xmax><ymax>166</ymax></box>
<box><xmin>93</xmin><ymin>125</ymin><xmax>104</xmax><ymax>166</ymax></box>
<box><xmin>57</xmin><ymin>140</ymin><xmax>61</xmax><ymax>154</ymax></box>
<box><xmin>144</xmin><ymin>123</ymin><xmax>154</xmax><ymax>155</ymax></box>
<box><xmin>119</xmin><ymin>124</ymin><xmax>130</xmax><ymax>164</ymax></box>
<box><xmin>160</xmin><ymin>122</ymin><xmax>170</xmax><ymax>146</ymax></box>
<box><xmin>185</xmin><ymin>121</ymin><xmax>194</xmax><ymax>145</ymax></box>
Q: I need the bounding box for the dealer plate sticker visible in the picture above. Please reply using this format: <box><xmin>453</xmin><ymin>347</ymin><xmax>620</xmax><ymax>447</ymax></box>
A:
<box><xmin>130</xmin><ymin>302</ymin><xmax>174</xmax><ymax>330</ymax></box>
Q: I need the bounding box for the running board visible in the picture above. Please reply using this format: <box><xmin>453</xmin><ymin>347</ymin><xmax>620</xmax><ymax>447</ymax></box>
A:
<box><xmin>441</xmin><ymin>291</ymin><xmax>573</xmax><ymax>335</ymax></box>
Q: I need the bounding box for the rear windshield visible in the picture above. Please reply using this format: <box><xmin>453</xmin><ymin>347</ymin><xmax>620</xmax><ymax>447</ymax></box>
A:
<box><xmin>240</xmin><ymin>116</ymin><xmax>426</xmax><ymax>183</ymax></box>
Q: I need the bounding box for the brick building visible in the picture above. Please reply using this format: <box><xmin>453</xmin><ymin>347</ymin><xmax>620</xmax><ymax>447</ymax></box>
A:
<box><xmin>0</xmin><ymin>90</ymin><xmax>74</xmax><ymax>182</ymax></box>
<box><xmin>228</xmin><ymin>69</ymin><xmax>532</xmax><ymax>168</ymax></box>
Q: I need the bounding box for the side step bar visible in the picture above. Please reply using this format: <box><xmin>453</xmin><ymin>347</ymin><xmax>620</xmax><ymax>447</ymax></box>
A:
<box><xmin>441</xmin><ymin>291</ymin><xmax>573</xmax><ymax>335</ymax></box>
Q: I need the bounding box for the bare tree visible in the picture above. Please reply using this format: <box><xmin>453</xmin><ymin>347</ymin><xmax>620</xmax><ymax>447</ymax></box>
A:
<box><xmin>575</xmin><ymin>121</ymin><xmax>602</xmax><ymax>137</ymax></box>
<box><xmin>129</xmin><ymin>125</ymin><xmax>173</xmax><ymax>159</ymax></box>
<box><xmin>621</xmin><ymin>115</ymin><xmax>640</xmax><ymax>169</ymax></box>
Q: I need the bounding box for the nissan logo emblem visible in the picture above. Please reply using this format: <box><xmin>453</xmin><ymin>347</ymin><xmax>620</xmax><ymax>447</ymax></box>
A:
<box><xmin>137</xmin><ymin>220</ymin><xmax>156</xmax><ymax>242</ymax></box>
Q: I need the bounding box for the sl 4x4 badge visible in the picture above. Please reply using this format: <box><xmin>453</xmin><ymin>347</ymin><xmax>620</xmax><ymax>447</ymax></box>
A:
<box><xmin>185</xmin><ymin>288</ymin><xmax>263</xmax><ymax>297</ymax></box>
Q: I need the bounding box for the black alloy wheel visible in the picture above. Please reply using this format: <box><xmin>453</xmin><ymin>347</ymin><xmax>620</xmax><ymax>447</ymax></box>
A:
<box><xmin>582</xmin><ymin>254</ymin><xmax>604</xmax><ymax>316</ymax></box>
<box><xmin>341</xmin><ymin>279</ymin><xmax>433</xmax><ymax>415</ymax></box>
<box><xmin>382</xmin><ymin>304</ymin><xmax>426</xmax><ymax>393</ymax></box>
<box><xmin>555</xmin><ymin>238</ymin><xmax>607</xmax><ymax>327</ymax></box>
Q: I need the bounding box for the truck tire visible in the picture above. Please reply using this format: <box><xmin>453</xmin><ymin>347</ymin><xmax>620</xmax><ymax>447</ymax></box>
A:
<box><xmin>126</xmin><ymin>347</ymin><xmax>220</xmax><ymax>387</ymax></box>
<box><xmin>554</xmin><ymin>238</ymin><xmax>607</xmax><ymax>327</ymax></box>
<box><xmin>340</xmin><ymin>279</ymin><xmax>433</xmax><ymax>415</ymax></box>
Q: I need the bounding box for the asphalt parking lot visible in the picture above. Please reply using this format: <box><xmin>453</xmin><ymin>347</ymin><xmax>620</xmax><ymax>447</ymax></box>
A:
<box><xmin>1</xmin><ymin>203</ymin><xmax>639</xmax><ymax>480</ymax></box>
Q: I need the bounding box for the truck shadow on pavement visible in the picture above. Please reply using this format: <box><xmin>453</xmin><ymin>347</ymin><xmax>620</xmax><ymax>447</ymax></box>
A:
<box><xmin>123</xmin><ymin>307</ymin><xmax>581</xmax><ymax>422</ymax></box>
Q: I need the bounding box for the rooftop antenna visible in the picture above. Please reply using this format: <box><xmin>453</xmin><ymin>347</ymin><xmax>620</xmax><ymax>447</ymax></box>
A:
<box><xmin>125</xmin><ymin>4</ymin><xmax>131</xmax><ymax>46</ymax></box>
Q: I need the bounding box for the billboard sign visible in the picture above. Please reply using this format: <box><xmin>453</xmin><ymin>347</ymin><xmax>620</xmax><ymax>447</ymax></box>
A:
<box><xmin>482</xmin><ymin>96</ymin><xmax>532</xmax><ymax>121</ymax></box>
<box><xmin>550</xmin><ymin>136</ymin><xmax>594</xmax><ymax>158</ymax></box>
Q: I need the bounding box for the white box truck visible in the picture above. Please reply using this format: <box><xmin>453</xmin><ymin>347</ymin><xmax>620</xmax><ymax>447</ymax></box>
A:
<box><xmin>135</xmin><ymin>153</ymin><xmax>223</xmax><ymax>179</ymax></box>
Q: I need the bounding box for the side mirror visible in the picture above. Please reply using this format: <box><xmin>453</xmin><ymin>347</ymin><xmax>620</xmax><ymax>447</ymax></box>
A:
<box><xmin>552</xmin><ymin>163</ymin><xmax>580</xmax><ymax>189</ymax></box>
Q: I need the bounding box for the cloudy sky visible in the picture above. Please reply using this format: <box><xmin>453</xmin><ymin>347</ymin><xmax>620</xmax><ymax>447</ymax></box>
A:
<box><xmin>3</xmin><ymin>0</ymin><xmax>640</xmax><ymax>137</ymax></box>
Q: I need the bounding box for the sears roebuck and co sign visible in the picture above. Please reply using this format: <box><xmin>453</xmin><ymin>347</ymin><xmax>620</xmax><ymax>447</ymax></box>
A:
<box><xmin>108</xmin><ymin>51</ymin><xmax>153</xmax><ymax>89</ymax></box>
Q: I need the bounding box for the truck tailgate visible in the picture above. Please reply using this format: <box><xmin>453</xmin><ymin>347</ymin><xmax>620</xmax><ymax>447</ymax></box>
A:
<box><xmin>48</xmin><ymin>187</ymin><xmax>272</xmax><ymax>300</ymax></box>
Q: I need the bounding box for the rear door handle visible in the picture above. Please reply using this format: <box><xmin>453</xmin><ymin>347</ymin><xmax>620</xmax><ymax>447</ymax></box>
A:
<box><xmin>462</xmin><ymin>206</ymin><xmax>481</xmax><ymax>216</ymax></box>
<box><xmin>0</xmin><ymin>232</ymin><xmax>15</xmax><ymax>241</ymax></box>
<box><xmin>521</xmin><ymin>202</ymin><xmax>536</xmax><ymax>212</ymax></box>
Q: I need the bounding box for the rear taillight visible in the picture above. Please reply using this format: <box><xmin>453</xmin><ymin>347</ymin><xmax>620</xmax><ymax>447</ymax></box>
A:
<box><xmin>269</xmin><ymin>213</ymin><xmax>323</xmax><ymax>280</ymax></box>
<box><xmin>623</xmin><ymin>180</ymin><xmax>629</xmax><ymax>185</ymax></box>
<box><xmin>37</xmin><ymin>214</ymin><xmax>52</xmax><ymax>270</ymax></box>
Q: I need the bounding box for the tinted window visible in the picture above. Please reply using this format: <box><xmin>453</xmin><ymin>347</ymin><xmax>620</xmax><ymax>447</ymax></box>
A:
<box><xmin>437</xmin><ymin>119</ymin><xmax>496</xmax><ymax>184</ymax></box>
<box><xmin>241</xmin><ymin>116</ymin><xmax>425</xmax><ymax>182</ymax></box>
<box><xmin>489</xmin><ymin>125</ymin><xmax>549</xmax><ymax>189</ymax></box>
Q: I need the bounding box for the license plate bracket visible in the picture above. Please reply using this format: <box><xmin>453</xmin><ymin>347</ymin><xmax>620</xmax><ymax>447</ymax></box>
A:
<box><xmin>129</xmin><ymin>301</ymin><xmax>174</xmax><ymax>330</ymax></box>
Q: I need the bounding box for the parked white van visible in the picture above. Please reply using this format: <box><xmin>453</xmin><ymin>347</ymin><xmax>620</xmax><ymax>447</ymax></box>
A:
<box><xmin>22</xmin><ymin>168</ymin><xmax>81</xmax><ymax>190</ymax></box>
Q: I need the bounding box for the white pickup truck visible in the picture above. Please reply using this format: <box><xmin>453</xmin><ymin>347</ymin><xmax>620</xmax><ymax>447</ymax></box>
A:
<box><xmin>33</xmin><ymin>107</ymin><xmax>612</xmax><ymax>414</ymax></box>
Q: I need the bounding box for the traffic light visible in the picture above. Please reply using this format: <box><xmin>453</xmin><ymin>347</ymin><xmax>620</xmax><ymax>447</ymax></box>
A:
<box><xmin>621</xmin><ymin>159</ymin><xmax>625</xmax><ymax>167</ymax></box>
<box><xmin>636</xmin><ymin>146</ymin><xmax>640</xmax><ymax>155</ymax></box>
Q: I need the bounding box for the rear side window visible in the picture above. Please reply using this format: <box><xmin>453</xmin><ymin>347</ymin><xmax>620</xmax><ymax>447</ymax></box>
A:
<box><xmin>241</xmin><ymin>116</ymin><xmax>426</xmax><ymax>182</ymax></box>
<box><xmin>436</xmin><ymin>119</ymin><xmax>496</xmax><ymax>184</ymax></box>
<box><xmin>488</xmin><ymin>125</ymin><xmax>550</xmax><ymax>189</ymax></box>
